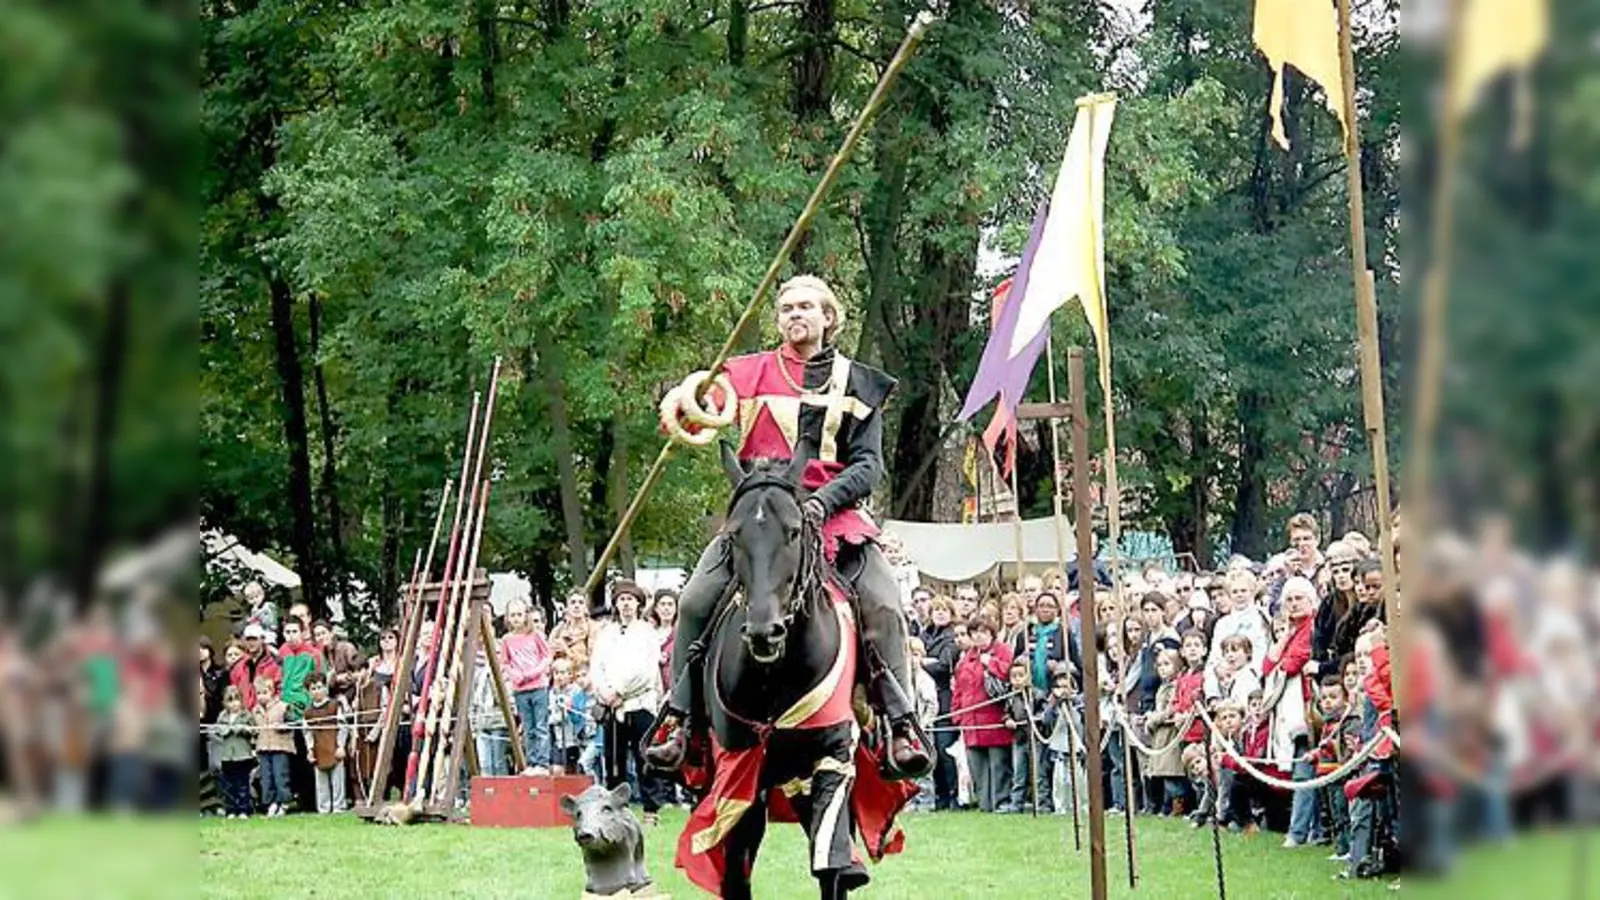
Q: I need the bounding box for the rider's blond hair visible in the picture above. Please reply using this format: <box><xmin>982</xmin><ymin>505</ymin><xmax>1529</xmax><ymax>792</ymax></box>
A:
<box><xmin>776</xmin><ymin>275</ymin><xmax>845</xmax><ymax>345</ymax></box>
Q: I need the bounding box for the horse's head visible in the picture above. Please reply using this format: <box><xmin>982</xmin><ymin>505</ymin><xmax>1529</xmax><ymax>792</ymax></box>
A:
<box><xmin>720</xmin><ymin>441</ymin><xmax>812</xmax><ymax>664</ymax></box>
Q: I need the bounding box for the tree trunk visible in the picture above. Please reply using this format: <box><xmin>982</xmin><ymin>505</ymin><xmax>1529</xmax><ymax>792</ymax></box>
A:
<box><xmin>268</xmin><ymin>272</ymin><xmax>323</xmax><ymax>614</ymax></box>
<box><xmin>727</xmin><ymin>0</ymin><xmax>748</xmax><ymax>67</ymax></box>
<box><xmin>1229</xmin><ymin>390</ymin><xmax>1269</xmax><ymax>561</ymax></box>
<box><xmin>1187</xmin><ymin>408</ymin><xmax>1212</xmax><ymax>568</ymax></box>
<box><xmin>75</xmin><ymin>280</ymin><xmax>129</xmax><ymax>605</ymax></box>
<box><xmin>607</xmin><ymin>419</ymin><xmax>636</xmax><ymax>577</ymax></box>
<box><xmin>474</xmin><ymin>0</ymin><xmax>499</xmax><ymax>117</ymax></box>
<box><xmin>0</xmin><ymin>380</ymin><xmax>13</xmax><ymax>605</ymax></box>
<box><xmin>793</xmin><ymin>0</ymin><xmax>834</xmax><ymax>120</ymax></box>
<box><xmin>789</xmin><ymin>0</ymin><xmax>834</xmax><ymax>269</ymax></box>
<box><xmin>534</xmin><ymin>339</ymin><xmax>590</xmax><ymax>587</ymax></box>
<box><xmin>379</xmin><ymin>472</ymin><xmax>401</xmax><ymax>624</ymax></box>
<box><xmin>308</xmin><ymin>293</ymin><xmax>349</xmax><ymax>600</ymax></box>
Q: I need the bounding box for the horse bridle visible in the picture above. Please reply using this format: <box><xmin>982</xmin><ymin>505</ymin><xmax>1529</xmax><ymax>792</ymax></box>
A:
<box><xmin>722</xmin><ymin>472</ymin><xmax>821</xmax><ymax>627</ymax></box>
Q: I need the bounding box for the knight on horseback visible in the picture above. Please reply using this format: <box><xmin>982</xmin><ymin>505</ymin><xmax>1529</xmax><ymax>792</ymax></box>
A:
<box><xmin>645</xmin><ymin>275</ymin><xmax>933</xmax><ymax>781</ymax></box>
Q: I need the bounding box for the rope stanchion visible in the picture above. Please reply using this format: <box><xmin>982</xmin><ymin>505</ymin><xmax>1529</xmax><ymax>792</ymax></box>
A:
<box><xmin>1200</xmin><ymin>708</ymin><xmax>1227</xmax><ymax>900</ymax></box>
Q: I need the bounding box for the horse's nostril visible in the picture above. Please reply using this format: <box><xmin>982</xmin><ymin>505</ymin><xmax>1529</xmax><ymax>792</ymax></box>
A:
<box><xmin>768</xmin><ymin>623</ymin><xmax>787</xmax><ymax>644</ymax></box>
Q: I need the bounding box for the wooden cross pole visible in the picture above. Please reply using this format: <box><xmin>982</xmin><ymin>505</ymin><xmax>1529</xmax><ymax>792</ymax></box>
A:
<box><xmin>1069</xmin><ymin>348</ymin><xmax>1109</xmax><ymax>900</ymax></box>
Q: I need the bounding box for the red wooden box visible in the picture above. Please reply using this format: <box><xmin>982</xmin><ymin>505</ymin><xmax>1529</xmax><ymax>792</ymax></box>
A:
<box><xmin>469</xmin><ymin>774</ymin><xmax>595</xmax><ymax>828</ymax></box>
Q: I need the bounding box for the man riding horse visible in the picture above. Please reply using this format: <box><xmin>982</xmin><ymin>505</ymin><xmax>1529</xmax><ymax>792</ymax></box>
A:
<box><xmin>645</xmin><ymin>275</ymin><xmax>933</xmax><ymax>780</ymax></box>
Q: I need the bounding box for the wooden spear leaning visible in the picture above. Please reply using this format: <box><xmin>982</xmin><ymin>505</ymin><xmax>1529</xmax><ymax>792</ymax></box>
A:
<box><xmin>404</xmin><ymin>392</ymin><xmax>482</xmax><ymax>799</ymax></box>
<box><xmin>414</xmin><ymin>359</ymin><xmax>503</xmax><ymax>804</ymax></box>
<box><xmin>427</xmin><ymin>479</ymin><xmax>493</xmax><ymax>806</ymax></box>
<box><xmin>579</xmin><ymin>12</ymin><xmax>937</xmax><ymax>598</ymax></box>
<box><xmin>365</xmin><ymin>476</ymin><xmax>452</xmax><ymax>807</ymax></box>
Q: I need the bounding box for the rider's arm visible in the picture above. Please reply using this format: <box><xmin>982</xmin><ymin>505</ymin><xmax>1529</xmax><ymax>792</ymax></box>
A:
<box><xmin>809</xmin><ymin>406</ymin><xmax>885</xmax><ymax>517</ymax></box>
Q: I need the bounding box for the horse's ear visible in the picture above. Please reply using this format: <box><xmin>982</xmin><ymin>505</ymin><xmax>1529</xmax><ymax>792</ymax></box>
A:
<box><xmin>720</xmin><ymin>440</ymin><xmax>746</xmax><ymax>487</ymax></box>
<box><xmin>787</xmin><ymin>437</ymin><xmax>814</xmax><ymax>485</ymax></box>
<box><xmin>609</xmin><ymin>782</ymin><xmax>632</xmax><ymax>806</ymax></box>
<box><xmin>559</xmin><ymin>794</ymin><xmax>579</xmax><ymax>817</ymax></box>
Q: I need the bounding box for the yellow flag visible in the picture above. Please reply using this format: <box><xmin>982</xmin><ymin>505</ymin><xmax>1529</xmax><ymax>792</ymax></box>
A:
<box><xmin>1006</xmin><ymin>93</ymin><xmax>1117</xmax><ymax>402</ymax></box>
<box><xmin>1254</xmin><ymin>0</ymin><xmax>1348</xmax><ymax>151</ymax></box>
<box><xmin>1450</xmin><ymin>0</ymin><xmax>1547</xmax><ymax>122</ymax></box>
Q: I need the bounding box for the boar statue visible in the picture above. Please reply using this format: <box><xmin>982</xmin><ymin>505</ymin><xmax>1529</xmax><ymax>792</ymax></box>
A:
<box><xmin>560</xmin><ymin>783</ymin><xmax>664</xmax><ymax>899</ymax></box>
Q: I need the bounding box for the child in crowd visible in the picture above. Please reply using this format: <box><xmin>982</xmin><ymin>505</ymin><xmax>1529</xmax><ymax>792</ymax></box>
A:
<box><xmin>1344</xmin><ymin>628</ymin><xmax>1396</xmax><ymax>879</ymax></box>
<box><xmin>1220</xmin><ymin>688</ymin><xmax>1276</xmax><ymax>833</ymax></box>
<box><xmin>277</xmin><ymin>618</ymin><xmax>324</xmax><ymax>717</ymax></box>
<box><xmin>1040</xmin><ymin>672</ymin><xmax>1079</xmax><ymax>815</ymax></box>
<box><xmin>1140</xmin><ymin>648</ymin><xmax>1189</xmax><ymax>815</ymax></box>
<box><xmin>1308</xmin><ymin>675</ymin><xmax>1359</xmax><ymax>861</ymax></box>
<box><xmin>1003</xmin><ymin>659</ymin><xmax>1042</xmax><ymax>814</ymax></box>
<box><xmin>212</xmin><ymin>686</ymin><xmax>256</xmax><ymax>818</ymax></box>
<box><xmin>1207</xmin><ymin>701</ymin><xmax>1245</xmax><ymax>827</ymax></box>
<box><xmin>1341</xmin><ymin>654</ymin><xmax>1362</xmax><ymax>703</ymax></box>
<box><xmin>252</xmin><ymin>676</ymin><xmax>294</xmax><ymax>817</ymax></box>
<box><xmin>469</xmin><ymin>647</ymin><xmax>510</xmax><ymax>777</ymax></box>
<box><xmin>549</xmin><ymin>657</ymin><xmax>594</xmax><ymax>777</ymax></box>
<box><xmin>501</xmin><ymin>598</ymin><xmax>554</xmax><ymax>776</ymax></box>
<box><xmin>908</xmin><ymin>638</ymin><xmax>940</xmax><ymax>812</ymax></box>
<box><xmin>1205</xmin><ymin>635</ymin><xmax>1262</xmax><ymax>707</ymax></box>
<box><xmin>1181</xmin><ymin>743</ymin><xmax>1212</xmax><ymax>826</ymax></box>
<box><xmin>302</xmin><ymin>672</ymin><xmax>351</xmax><ymax>814</ymax></box>
<box><xmin>1172</xmin><ymin>630</ymin><xmax>1209</xmax><ymax>823</ymax></box>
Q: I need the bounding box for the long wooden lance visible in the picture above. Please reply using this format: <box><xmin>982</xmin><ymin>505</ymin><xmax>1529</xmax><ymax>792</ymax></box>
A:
<box><xmin>580</xmin><ymin>11</ymin><xmax>936</xmax><ymax>598</ymax></box>
<box><xmin>366</xmin><ymin>476</ymin><xmax>452</xmax><ymax>805</ymax></box>
<box><xmin>414</xmin><ymin>359</ymin><xmax>502</xmax><ymax>803</ymax></box>
<box><xmin>424</xmin><ymin>479</ymin><xmax>493</xmax><ymax>804</ymax></box>
<box><xmin>405</xmin><ymin>392</ymin><xmax>482</xmax><ymax>798</ymax></box>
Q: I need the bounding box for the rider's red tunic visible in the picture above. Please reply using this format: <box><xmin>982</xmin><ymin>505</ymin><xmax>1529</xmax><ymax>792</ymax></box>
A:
<box><xmin>715</xmin><ymin>346</ymin><xmax>896</xmax><ymax>560</ymax></box>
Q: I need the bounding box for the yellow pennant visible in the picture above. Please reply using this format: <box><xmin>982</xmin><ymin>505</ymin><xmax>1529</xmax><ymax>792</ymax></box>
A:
<box><xmin>1450</xmin><ymin>0</ymin><xmax>1547</xmax><ymax>144</ymax></box>
<box><xmin>1254</xmin><ymin>0</ymin><xmax>1349</xmax><ymax>150</ymax></box>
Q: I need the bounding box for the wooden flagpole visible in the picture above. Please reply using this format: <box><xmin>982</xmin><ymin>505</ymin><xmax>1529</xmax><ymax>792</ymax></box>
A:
<box><xmin>1077</xmin><ymin>88</ymin><xmax>1139</xmax><ymax>892</ymax></box>
<box><xmin>1070</xmin><ymin>347</ymin><xmax>1110</xmax><ymax>900</ymax></box>
<box><xmin>1335</xmin><ymin>0</ymin><xmax>1402</xmax><ymax>709</ymax></box>
<box><xmin>1045</xmin><ymin>333</ymin><xmax>1081</xmax><ymax>848</ymax></box>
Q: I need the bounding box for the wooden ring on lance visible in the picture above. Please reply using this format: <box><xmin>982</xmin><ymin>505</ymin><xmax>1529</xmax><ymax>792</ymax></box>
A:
<box><xmin>659</xmin><ymin>387</ymin><xmax>718</xmax><ymax>447</ymax></box>
<box><xmin>675</xmin><ymin>370</ymin><xmax>736</xmax><ymax>429</ymax></box>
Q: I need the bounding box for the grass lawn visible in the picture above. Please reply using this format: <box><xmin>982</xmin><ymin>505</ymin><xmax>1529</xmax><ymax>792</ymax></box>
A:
<box><xmin>196</xmin><ymin>806</ymin><xmax>1410</xmax><ymax>899</ymax></box>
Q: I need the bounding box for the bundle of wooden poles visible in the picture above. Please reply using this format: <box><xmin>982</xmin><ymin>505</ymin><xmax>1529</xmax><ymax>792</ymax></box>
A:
<box><xmin>359</xmin><ymin>358</ymin><xmax>525</xmax><ymax>820</ymax></box>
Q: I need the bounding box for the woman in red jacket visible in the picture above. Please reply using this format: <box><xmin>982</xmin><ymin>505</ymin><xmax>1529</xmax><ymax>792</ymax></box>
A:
<box><xmin>953</xmin><ymin>616</ymin><xmax>1013</xmax><ymax>812</ymax></box>
<box><xmin>1264</xmin><ymin>575</ymin><xmax>1318</xmax><ymax>846</ymax></box>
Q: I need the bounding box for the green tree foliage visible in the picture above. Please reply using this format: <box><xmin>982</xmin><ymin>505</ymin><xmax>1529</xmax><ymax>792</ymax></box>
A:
<box><xmin>200</xmin><ymin>0</ymin><xmax>1404</xmax><ymax>623</ymax></box>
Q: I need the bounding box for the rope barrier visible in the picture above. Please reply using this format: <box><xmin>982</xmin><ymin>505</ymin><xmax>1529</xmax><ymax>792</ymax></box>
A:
<box><xmin>1193</xmin><ymin>705</ymin><xmax>1388</xmax><ymax>792</ymax></box>
<box><xmin>1116</xmin><ymin>708</ymin><xmax>1195</xmax><ymax>759</ymax></box>
<box><xmin>928</xmin><ymin>688</ymin><xmax>1023</xmax><ymax>724</ymax></box>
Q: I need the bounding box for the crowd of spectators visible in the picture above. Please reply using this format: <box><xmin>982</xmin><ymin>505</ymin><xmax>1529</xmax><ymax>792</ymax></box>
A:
<box><xmin>179</xmin><ymin>505</ymin><xmax>1597</xmax><ymax>890</ymax></box>
<box><xmin>895</xmin><ymin>511</ymin><xmax>1596</xmax><ymax>884</ymax></box>
<box><xmin>195</xmin><ymin>579</ymin><xmax>682</xmax><ymax>825</ymax></box>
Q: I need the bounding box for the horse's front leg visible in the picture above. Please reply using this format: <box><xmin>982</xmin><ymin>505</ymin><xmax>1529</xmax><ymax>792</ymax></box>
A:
<box><xmin>720</xmin><ymin>795</ymin><xmax>768</xmax><ymax>900</ymax></box>
<box><xmin>800</xmin><ymin>747</ymin><xmax>869</xmax><ymax>896</ymax></box>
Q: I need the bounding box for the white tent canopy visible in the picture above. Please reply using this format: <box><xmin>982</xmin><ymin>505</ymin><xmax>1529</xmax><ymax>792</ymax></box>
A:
<box><xmin>881</xmin><ymin>517</ymin><xmax>1080</xmax><ymax>584</ymax></box>
<box><xmin>202</xmin><ymin>529</ymin><xmax>302</xmax><ymax>589</ymax></box>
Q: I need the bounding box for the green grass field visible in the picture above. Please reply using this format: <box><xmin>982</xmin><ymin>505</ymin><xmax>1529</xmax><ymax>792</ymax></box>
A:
<box><xmin>191</xmin><ymin>806</ymin><xmax>1411</xmax><ymax>899</ymax></box>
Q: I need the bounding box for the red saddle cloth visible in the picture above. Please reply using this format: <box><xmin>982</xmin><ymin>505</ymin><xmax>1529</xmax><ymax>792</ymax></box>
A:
<box><xmin>674</xmin><ymin>583</ymin><xmax>915</xmax><ymax>897</ymax></box>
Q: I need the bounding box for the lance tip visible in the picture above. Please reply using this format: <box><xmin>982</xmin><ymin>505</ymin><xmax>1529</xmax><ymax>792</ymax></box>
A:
<box><xmin>911</xmin><ymin>10</ymin><xmax>936</xmax><ymax>32</ymax></box>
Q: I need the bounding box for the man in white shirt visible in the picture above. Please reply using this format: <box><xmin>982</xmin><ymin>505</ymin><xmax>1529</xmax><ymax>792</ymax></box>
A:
<box><xmin>589</xmin><ymin>580</ymin><xmax>668</xmax><ymax>822</ymax></box>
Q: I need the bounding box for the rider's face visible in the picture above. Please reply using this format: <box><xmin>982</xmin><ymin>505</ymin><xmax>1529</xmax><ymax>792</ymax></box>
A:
<box><xmin>775</xmin><ymin>287</ymin><xmax>832</xmax><ymax>353</ymax></box>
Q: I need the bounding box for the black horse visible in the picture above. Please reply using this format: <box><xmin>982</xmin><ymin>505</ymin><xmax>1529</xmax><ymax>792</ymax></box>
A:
<box><xmin>696</xmin><ymin>444</ymin><xmax>870</xmax><ymax>900</ymax></box>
